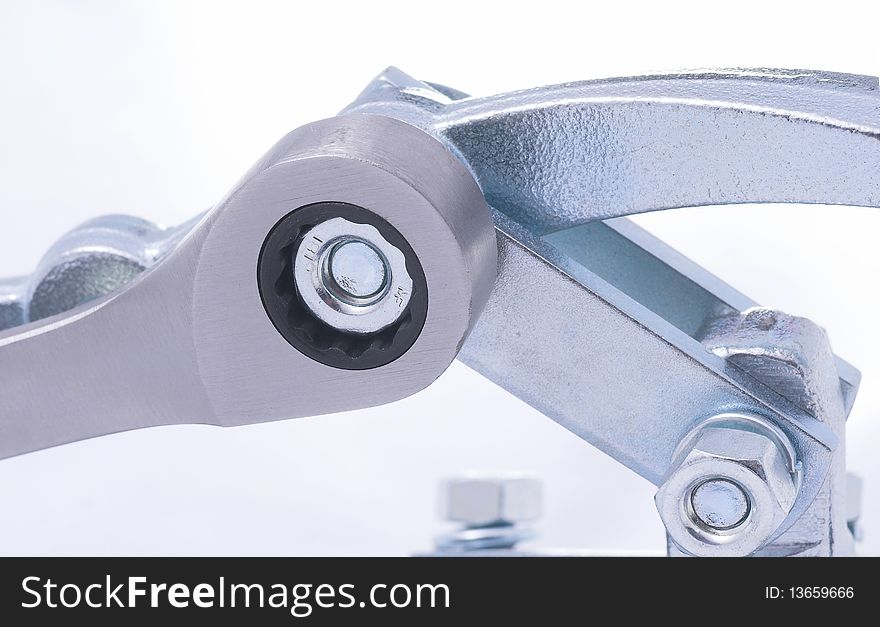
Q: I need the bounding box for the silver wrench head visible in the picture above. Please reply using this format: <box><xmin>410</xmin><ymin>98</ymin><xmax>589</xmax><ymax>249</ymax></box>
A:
<box><xmin>0</xmin><ymin>113</ymin><xmax>497</xmax><ymax>458</ymax></box>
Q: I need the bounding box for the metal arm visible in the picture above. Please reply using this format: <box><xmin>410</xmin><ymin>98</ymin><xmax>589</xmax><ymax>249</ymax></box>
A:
<box><xmin>0</xmin><ymin>114</ymin><xmax>496</xmax><ymax>458</ymax></box>
<box><xmin>345</xmin><ymin>67</ymin><xmax>880</xmax><ymax>231</ymax></box>
<box><xmin>1</xmin><ymin>67</ymin><xmax>877</xmax><ymax>556</ymax></box>
<box><xmin>345</xmin><ymin>67</ymin><xmax>879</xmax><ymax>555</ymax></box>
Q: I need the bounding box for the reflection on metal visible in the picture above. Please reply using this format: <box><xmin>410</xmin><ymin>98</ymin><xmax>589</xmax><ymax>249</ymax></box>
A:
<box><xmin>3</xmin><ymin>67</ymin><xmax>878</xmax><ymax>556</ymax></box>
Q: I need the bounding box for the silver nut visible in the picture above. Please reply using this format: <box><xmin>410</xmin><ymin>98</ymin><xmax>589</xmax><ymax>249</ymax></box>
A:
<box><xmin>293</xmin><ymin>217</ymin><xmax>413</xmax><ymax>335</ymax></box>
<box><xmin>444</xmin><ymin>477</ymin><xmax>542</xmax><ymax>527</ymax></box>
<box><xmin>655</xmin><ymin>415</ymin><xmax>799</xmax><ymax>557</ymax></box>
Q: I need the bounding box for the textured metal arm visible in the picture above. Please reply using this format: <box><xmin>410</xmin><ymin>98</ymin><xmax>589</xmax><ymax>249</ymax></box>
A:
<box><xmin>345</xmin><ymin>67</ymin><xmax>879</xmax><ymax>233</ymax></box>
<box><xmin>344</xmin><ymin>68</ymin><xmax>879</xmax><ymax>555</ymax></box>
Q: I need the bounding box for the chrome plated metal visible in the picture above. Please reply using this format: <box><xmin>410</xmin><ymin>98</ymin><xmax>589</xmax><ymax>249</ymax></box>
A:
<box><xmin>435</xmin><ymin>526</ymin><xmax>537</xmax><ymax>552</ymax></box>
<box><xmin>436</xmin><ymin>476</ymin><xmax>541</xmax><ymax>553</ymax></box>
<box><xmin>293</xmin><ymin>217</ymin><xmax>412</xmax><ymax>335</ymax></box>
<box><xmin>655</xmin><ymin>413</ymin><xmax>800</xmax><ymax>557</ymax></box>
<box><xmin>690</xmin><ymin>479</ymin><xmax>751</xmax><ymax>531</ymax></box>
<box><xmin>327</xmin><ymin>241</ymin><xmax>387</xmax><ymax>300</ymax></box>
<box><xmin>345</xmin><ymin>67</ymin><xmax>875</xmax><ymax>555</ymax></box>
<box><xmin>457</xmin><ymin>212</ymin><xmax>839</xmax><ymax>551</ymax></box>
<box><xmin>443</xmin><ymin>476</ymin><xmax>542</xmax><ymax>526</ymax></box>
<box><xmin>700</xmin><ymin>309</ymin><xmax>852</xmax><ymax>556</ymax></box>
<box><xmin>345</xmin><ymin>67</ymin><xmax>880</xmax><ymax>233</ymax></box>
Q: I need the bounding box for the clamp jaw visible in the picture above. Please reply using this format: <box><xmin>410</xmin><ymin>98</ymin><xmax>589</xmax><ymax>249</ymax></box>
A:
<box><xmin>1</xmin><ymin>68</ymin><xmax>877</xmax><ymax>557</ymax></box>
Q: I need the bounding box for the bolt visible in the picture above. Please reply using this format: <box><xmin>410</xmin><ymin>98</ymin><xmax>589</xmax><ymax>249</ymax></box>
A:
<box><xmin>436</xmin><ymin>476</ymin><xmax>541</xmax><ymax>552</ymax></box>
<box><xmin>444</xmin><ymin>476</ymin><xmax>542</xmax><ymax>526</ymax></box>
<box><xmin>690</xmin><ymin>478</ymin><xmax>750</xmax><ymax>530</ymax></box>
<box><xmin>323</xmin><ymin>239</ymin><xmax>388</xmax><ymax>304</ymax></box>
<box><xmin>293</xmin><ymin>217</ymin><xmax>413</xmax><ymax>335</ymax></box>
<box><xmin>655</xmin><ymin>413</ymin><xmax>799</xmax><ymax>557</ymax></box>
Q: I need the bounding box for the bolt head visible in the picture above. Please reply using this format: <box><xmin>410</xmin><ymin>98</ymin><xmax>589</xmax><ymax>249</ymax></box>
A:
<box><xmin>655</xmin><ymin>423</ymin><xmax>799</xmax><ymax>556</ymax></box>
<box><xmin>444</xmin><ymin>477</ymin><xmax>541</xmax><ymax>527</ymax></box>
<box><xmin>690</xmin><ymin>478</ymin><xmax>751</xmax><ymax>530</ymax></box>
<box><xmin>326</xmin><ymin>239</ymin><xmax>388</xmax><ymax>302</ymax></box>
<box><xmin>292</xmin><ymin>217</ymin><xmax>413</xmax><ymax>335</ymax></box>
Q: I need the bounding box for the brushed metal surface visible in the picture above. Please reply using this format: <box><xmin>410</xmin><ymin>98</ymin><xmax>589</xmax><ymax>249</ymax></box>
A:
<box><xmin>0</xmin><ymin>114</ymin><xmax>496</xmax><ymax>458</ymax></box>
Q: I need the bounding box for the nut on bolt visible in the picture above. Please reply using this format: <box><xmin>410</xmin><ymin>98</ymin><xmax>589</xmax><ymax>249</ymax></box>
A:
<box><xmin>655</xmin><ymin>413</ymin><xmax>800</xmax><ymax>557</ymax></box>
<box><xmin>436</xmin><ymin>476</ymin><xmax>542</xmax><ymax>552</ymax></box>
<box><xmin>444</xmin><ymin>477</ymin><xmax>542</xmax><ymax>527</ymax></box>
<box><xmin>293</xmin><ymin>217</ymin><xmax>413</xmax><ymax>335</ymax></box>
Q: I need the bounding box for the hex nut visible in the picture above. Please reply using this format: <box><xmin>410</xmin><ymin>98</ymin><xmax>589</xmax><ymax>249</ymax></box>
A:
<box><xmin>444</xmin><ymin>477</ymin><xmax>542</xmax><ymax>527</ymax></box>
<box><xmin>293</xmin><ymin>217</ymin><xmax>413</xmax><ymax>335</ymax></box>
<box><xmin>655</xmin><ymin>422</ymin><xmax>799</xmax><ymax>557</ymax></box>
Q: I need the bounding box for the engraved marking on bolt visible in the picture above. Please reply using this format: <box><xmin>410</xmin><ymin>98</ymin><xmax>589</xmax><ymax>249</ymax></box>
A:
<box><xmin>293</xmin><ymin>217</ymin><xmax>414</xmax><ymax>334</ymax></box>
<box><xmin>394</xmin><ymin>287</ymin><xmax>408</xmax><ymax>307</ymax></box>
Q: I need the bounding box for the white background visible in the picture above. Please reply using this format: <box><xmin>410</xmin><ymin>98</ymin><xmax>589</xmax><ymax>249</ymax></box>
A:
<box><xmin>0</xmin><ymin>0</ymin><xmax>877</xmax><ymax>555</ymax></box>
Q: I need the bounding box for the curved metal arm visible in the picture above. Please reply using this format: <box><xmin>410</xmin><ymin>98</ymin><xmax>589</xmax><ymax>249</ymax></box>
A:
<box><xmin>344</xmin><ymin>68</ymin><xmax>877</xmax><ymax>555</ymax></box>
<box><xmin>344</xmin><ymin>67</ymin><xmax>880</xmax><ymax>233</ymax></box>
<box><xmin>0</xmin><ymin>114</ymin><xmax>494</xmax><ymax>459</ymax></box>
